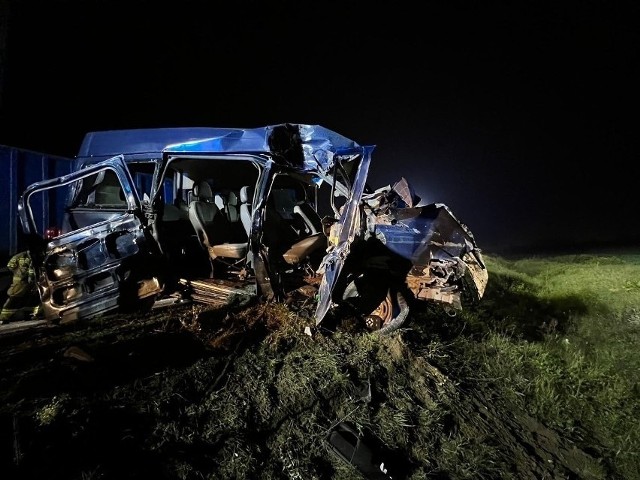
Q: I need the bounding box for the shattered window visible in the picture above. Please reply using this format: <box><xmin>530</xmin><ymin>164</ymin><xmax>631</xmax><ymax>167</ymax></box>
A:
<box><xmin>71</xmin><ymin>170</ymin><xmax>126</xmax><ymax>209</ymax></box>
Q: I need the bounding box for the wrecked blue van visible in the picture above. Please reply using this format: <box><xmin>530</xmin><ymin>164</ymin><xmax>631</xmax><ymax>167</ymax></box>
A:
<box><xmin>18</xmin><ymin>123</ymin><xmax>488</xmax><ymax>333</ymax></box>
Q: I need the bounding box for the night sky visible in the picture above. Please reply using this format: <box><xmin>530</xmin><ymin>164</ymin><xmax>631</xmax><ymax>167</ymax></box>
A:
<box><xmin>1</xmin><ymin>1</ymin><xmax>638</xmax><ymax>253</ymax></box>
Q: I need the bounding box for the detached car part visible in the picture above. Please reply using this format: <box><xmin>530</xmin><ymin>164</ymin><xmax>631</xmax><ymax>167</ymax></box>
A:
<box><xmin>325</xmin><ymin>422</ymin><xmax>394</xmax><ymax>480</ymax></box>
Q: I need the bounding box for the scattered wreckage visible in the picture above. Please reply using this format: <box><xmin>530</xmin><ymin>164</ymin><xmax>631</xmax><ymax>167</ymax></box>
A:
<box><xmin>18</xmin><ymin>123</ymin><xmax>488</xmax><ymax>333</ymax></box>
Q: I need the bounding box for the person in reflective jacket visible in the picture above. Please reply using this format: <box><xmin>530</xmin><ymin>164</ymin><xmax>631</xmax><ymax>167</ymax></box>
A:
<box><xmin>0</xmin><ymin>251</ymin><xmax>42</xmax><ymax>323</ymax></box>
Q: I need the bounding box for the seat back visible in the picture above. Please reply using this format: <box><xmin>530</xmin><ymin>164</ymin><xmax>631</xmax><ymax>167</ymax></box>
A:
<box><xmin>207</xmin><ymin>186</ymin><xmax>254</xmax><ymax>263</ymax></box>
<box><xmin>94</xmin><ymin>170</ymin><xmax>127</xmax><ymax>208</ymax></box>
<box><xmin>239</xmin><ymin>185</ymin><xmax>254</xmax><ymax>237</ymax></box>
<box><xmin>293</xmin><ymin>201</ymin><xmax>323</xmax><ymax>235</ymax></box>
<box><xmin>174</xmin><ymin>196</ymin><xmax>190</xmax><ymax>221</ymax></box>
<box><xmin>227</xmin><ymin>191</ymin><xmax>240</xmax><ymax>223</ymax></box>
<box><xmin>188</xmin><ymin>180</ymin><xmax>219</xmax><ymax>248</ymax></box>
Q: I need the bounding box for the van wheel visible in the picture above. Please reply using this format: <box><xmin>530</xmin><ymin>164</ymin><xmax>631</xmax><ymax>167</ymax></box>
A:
<box><xmin>343</xmin><ymin>280</ymin><xmax>409</xmax><ymax>335</ymax></box>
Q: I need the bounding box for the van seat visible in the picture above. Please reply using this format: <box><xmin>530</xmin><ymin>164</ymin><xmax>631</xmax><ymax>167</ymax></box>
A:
<box><xmin>282</xmin><ymin>233</ymin><xmax>327</xmax><ymax>265</ymax></box>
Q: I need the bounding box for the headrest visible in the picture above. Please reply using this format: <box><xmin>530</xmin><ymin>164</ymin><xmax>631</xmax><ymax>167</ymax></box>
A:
<box><xmin>240</xmin><ymin>185</ymin><xmax>254</xmax><ymax>203</ymax></box>
<box><xmin>193</xmin><ymin>181</ymin><xmax>212</xmax><ymax>200</ymax></box>
<box><xmin>213</xmin><ymin>194</ymin><xmax>225</xmax><ymax>211</ymax></box>
<box><xmin>227</xmin><ymin>191</ymin><xmax>238</xmax><ymax>206</ymax></box>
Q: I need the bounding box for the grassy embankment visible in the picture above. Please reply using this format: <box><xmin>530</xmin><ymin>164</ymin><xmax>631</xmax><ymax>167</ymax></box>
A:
<box><xmin>463</xmin><ymin>250</ymin><xmax>640</xmax><ymax>479</ymax></box>
<box><xmin>3</xmin><ymin>250</ymin><xmax>639</xmax><ymax>479</ymax></box>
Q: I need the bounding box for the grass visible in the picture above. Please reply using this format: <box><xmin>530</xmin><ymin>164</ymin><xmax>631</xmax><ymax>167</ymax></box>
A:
<box><xmin>450</xmin><ymin>251</ymin><xmax>640</xmax><ymax>479</ymax></box>
<box><xmin>1</xmin><ymin>249</ymin><xmax>639</xmax><ymax>479</ymax></box>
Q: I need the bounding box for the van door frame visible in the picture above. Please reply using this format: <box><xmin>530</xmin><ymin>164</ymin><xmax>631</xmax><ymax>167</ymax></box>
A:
<box><xmin>18</xmin><ymin>155</ymin><xmax>162</xmax><ymax>323</ymax></box>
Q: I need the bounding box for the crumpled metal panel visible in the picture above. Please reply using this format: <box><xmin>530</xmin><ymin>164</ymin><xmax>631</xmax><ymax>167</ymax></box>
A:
<box><xmin>391</xmin><ymin>177</ymin><xmax>420</xmax><ymax>207</ymax></box>
<box><xmin>38</xmin><ymin>214</ymin><xmax>151</xmax><ymax>323</ymax></box>
<box><xmin>315</xmin><ymin>146</ymin><xmax>375</xmax><ymax>325</ymax></box>
<box><xmin>164</xmin><ymin>124</ymin><xmax>361</xmax><ymax>175</ymax></box>
<box><xmin>375</xmin><ymin>204</ymin><xmax>478</xmax><ymax>264</ymax></box>
<box><xmin>373</xmin><ymin>203</ymin><xmax>487</xmax><ymax>306</ymax></box>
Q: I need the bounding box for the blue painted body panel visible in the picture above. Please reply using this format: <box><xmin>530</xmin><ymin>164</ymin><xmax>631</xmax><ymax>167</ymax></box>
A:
<box><xmin>76</xmin><ymin>124</ymin><xmax>363</xmax><ymax>174</ymax></box>
<box><xmin>0</xmin><ymin>145</ymin><xmax>73</xmax><ymax>263</ymax></box>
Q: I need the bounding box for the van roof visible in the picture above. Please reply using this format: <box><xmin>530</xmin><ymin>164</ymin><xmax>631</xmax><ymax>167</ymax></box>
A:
<box><xmin>77</xmin><ymin>127</ymin><xmax>228</xmax><ymax>160</ymax></box>
<box><xmin>76</xmin><ymin>124</ymin><xmax>366</xmax><ymax>171</ymax></box>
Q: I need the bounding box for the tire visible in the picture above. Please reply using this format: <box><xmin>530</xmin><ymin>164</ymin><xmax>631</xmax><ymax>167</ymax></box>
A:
<box><xmin>342</xmin><ymin>279</ymin><xmax>409</xmax><ymax>335</ymax></box>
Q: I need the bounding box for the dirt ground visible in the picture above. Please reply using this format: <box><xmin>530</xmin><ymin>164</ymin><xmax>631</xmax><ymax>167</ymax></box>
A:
<box><xmin>0</xmin><ymin>303</ymin><xmax>611</xmax><ymax>480</ymax></box>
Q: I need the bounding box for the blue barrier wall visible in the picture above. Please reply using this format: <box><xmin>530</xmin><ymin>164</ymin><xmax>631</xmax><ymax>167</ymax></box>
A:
<box><xmin>0</xmin><ymin>145</ymin><xmax>73</xmax><ymax>264</ymax></box>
